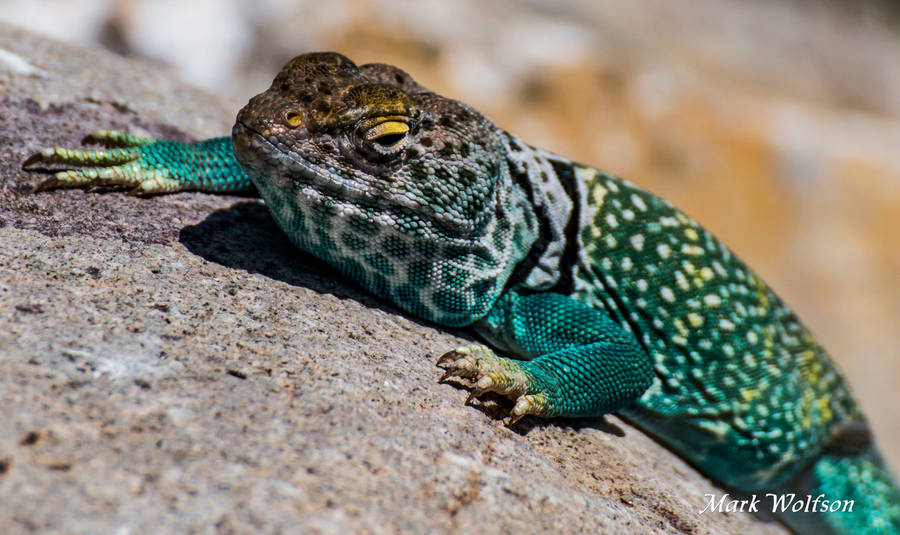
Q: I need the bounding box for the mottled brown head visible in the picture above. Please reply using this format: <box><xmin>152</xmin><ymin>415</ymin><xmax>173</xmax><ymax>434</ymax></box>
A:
<box><xmin>235</xmin><ymin>52</ymin><xmax>427</xmax><ymax>168</ymax></box>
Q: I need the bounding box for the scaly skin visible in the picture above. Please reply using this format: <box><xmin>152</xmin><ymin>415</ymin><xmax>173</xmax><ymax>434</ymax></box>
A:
<box><xmin>25</xmin><ymin>52</ymin><xmax>900</xmax><ymax>535</ymax></box>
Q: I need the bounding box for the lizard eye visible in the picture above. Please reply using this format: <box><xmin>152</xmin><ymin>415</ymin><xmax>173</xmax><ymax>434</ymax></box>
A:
<box><xmin>363</xmin><ymin>120</ymin><xmax>409</xmax><ymax>147</ymax></box>
<box><xmin>353</xmin><ymin>116</ymin><xmax>410</xmax><ymax>162</ymax></box>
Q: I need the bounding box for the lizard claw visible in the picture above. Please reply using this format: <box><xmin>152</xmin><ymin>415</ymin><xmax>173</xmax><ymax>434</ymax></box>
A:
<box><xmin>437</xmin><ymin>344</ymin><xmax>551</xmax><ymax>420</ymax></box>
<box><xmin>464</xmin><ymin>374</ymin><xmax>497</xmax><ymax>404</ymax></box>
<box><xmin>436</xmin><ymin>344</ymin><xmax>493</xmax><ymax>381</ymax></box>
<box><xmin>508</xmin><ymin>394</ymin><xmax>550</xmax><ymax>425</ymax></box>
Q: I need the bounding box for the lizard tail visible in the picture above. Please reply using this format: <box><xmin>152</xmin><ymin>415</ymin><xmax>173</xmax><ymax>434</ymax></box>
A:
<box><xmin>775</xmin><ymin>446</ymin><xmax>900</xmax><ymax>535</ymax></box>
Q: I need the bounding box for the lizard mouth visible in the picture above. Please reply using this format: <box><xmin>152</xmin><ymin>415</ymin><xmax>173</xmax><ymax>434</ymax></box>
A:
<box><xmin>232</xmin><ymin>121</ymin><xmax>491</xmax><ymax>240</ymax></box>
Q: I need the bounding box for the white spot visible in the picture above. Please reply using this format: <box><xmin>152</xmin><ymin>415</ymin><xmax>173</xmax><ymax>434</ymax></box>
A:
<box><xmin>636</xmin><ymin>279</ymin><xmax>649</xmax><ymax>292</ymax></box>
<box><xmin>743</xmin><ymin>353</ymin><xmax>756</xmax><ymax>367</ymax></box>
<box><xmin>605</xmin><ymin>213</ymin><xmax>619</xmax><ymax>228</ymax></box>
<box><xmin>722</xmin><ymin>344</ymin><xmax>735</xmax><ymax>357</ymax></box>
<box><xmin>719</xmin><ymin>319</ymin><xmax>735</xmax><ymax>331</ymax></box>
<box><xmin>606</xmin><ymin>180</ymin><xmax>620</xmax><ymax>192</ymax></box>
<box><xmin>630</xmin><ymin>234</ymin><xmax>645</xmax><ymax>251</ymax></box>
<box><xmin>656</xmin><ymin>243</ymin><xmax>671</xmax><ymax>259</ymax></box>
<box><xmin>660</xmin><ymin>216</ymin><xmax>680</xmax><ymax>227</ymax></box>
<box><xmin>631</xmin><ymin>194</ymin><xmax>647</xmax><ymax>211</ymax></box>
<box><xmin>713</xmin><ymin>261</ymin><xmax>728</xmax><ymax>277</ymax></box>
<box><xmin>601</xmin><ymin>258</ymin><xmax>613</xmax><ymax>271</ymax></box>
<box><xmin>622</xmin><ymin>209</ymin><xmax>635</xmax><ymax>221</ymax></box>
<box><xmin>660</xmin><ymin>286</ymin><xmax>676</xmax><ymax>303</ymax></box>
<box><xmin>621</xmin><ymin>257</ymin><xmax>633</xmax><ymax>271</ymax></box>
<box><xmin>605</xmin><ymin>235</ymin><xmax>618</xmax><ymax>248</ymax></box>
<box><xmin>704</xmin><ymin>294</ymin><xmax>721</xmax><ymax>306</ymax></box>
<box><xmin>687</xmin><ymin>312</ymin><xmax>704</xmax><ymax>327</ymax></box>
<box><xmin>672</xmin><ymin>335</ymin><xmax>688</xmax><ymax>346</ymax></box>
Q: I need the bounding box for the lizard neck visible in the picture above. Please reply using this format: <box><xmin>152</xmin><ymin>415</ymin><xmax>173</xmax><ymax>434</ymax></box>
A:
<box><xmin>500</xmin><ymin>132</ymin><xmax>586</xmax><ymax>296</ymax></box>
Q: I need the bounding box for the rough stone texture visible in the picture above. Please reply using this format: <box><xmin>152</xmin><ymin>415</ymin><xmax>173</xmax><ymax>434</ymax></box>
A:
<box><xmin>0</xmin><ymin>22</ymin><xmax>862</xmax><ymax>535</ymax></box>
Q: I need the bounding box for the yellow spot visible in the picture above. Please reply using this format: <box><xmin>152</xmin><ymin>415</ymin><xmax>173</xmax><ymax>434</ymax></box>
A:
<box><xmin>589</xmin><ymin>182</ymin><xmax>608</xmax><ymax>206</ymax></box>
<box><xmin>675</xmin><ymin>271</ymin><xmax>690</xmax><ymax>291</ymax></box>
<box><xmin>674</xmin><ymin>318</ymin><xmax>688</xmax><ymax>336</ymax></box>
<box><xmin>816</xmin><ymin>396</ymin><xmax>833</xmax><ymax>425</ymax></box>
<box><xmin>682</xmin><ymin>261</ymin><xmax>696</xmax><ymax>274</ymax></box>
<box><xmin>684</xmin><ymin>228</ymin><xmax>699</xmax><ymax>241</ymax></box>
<box><xmin>700</xmin><ymin>267</ymin><xmax>714</xmax><ymax>280</ymax></box>
<box><xmin>741</xmin><ymin>389</ymin><xmax>760</xmax><ymax>402</ymax></box>
<box><xmin>682</xmin><ymin>244</ymin><xmax>704</xmax><ymax>256</ymax></box>
<box><xmin>687</xmin><ymin>312</ymin><xmax>704</xmax><ymax>327</ymax></box>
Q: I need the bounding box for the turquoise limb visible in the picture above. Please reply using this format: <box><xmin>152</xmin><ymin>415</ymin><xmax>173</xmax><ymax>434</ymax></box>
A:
<box><xmin>28</xmin><ymin>133</ymin><xmax>256</xmax><ymax>195</ymax></box>
<box><xmin>441</xmin><ymin>289</ymin><xmax>654</xmax><ymax>420</ymax></box>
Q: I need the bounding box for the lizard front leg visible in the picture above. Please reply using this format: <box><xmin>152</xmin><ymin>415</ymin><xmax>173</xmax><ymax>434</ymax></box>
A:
<box><xmin>438</xmin><ymin>290</ymin><xmax>654</xmax><ymax>423</ymax></box>
<box><xmin>24</xmin><ymin>131</ymin><xmax>255</xmax><ymax>196</ymax></box>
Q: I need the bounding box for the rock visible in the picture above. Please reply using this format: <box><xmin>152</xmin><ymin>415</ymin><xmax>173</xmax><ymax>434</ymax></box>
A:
<box><xmin>0</xmin><ymin>22</ymin><xmax>792</xmax><ymax>535</ymax></box>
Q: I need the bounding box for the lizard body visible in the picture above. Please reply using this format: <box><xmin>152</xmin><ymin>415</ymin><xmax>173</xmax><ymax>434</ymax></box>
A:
<box><xmin>26</xmin><ymin>52</ymin><xmax>900</xmax><ymax>535</ymax></box>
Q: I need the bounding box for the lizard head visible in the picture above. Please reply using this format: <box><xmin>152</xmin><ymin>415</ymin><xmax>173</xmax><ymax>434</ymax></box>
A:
<box><xmin>232</xmin><ymin>52</ymin><xmax>537</xmax><ymax>326</ymax></box>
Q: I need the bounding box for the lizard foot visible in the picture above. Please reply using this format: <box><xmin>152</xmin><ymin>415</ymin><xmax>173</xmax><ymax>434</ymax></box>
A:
<box><xmin>437</xmin><ymin>344</ymin><xmax>551</xmax><ymax>424</ymax></box>
<box><xmin>24</xmin><ymin>130</ymin><xmax>180</xmax><ymax>195</ymax></box>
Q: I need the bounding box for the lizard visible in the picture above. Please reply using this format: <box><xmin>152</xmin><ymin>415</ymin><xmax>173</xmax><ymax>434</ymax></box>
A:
<box><xmin>24</xmin><ymin>52</ymin><xmax>900</xmax><ymax>535</ymax></box>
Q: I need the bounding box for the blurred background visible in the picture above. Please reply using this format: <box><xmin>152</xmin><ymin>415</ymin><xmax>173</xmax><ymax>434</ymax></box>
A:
<box><xmin>2</xmin><ymin>0</ymin><xmax>898</xmax><ymax>467</ymax></box>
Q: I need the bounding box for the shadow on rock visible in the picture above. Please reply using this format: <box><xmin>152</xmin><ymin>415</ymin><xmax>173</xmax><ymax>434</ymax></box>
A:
<box><xmin>438</xmin><ymin>376</ymin><xmax>628</xmax><ymax>438</ymax></box>
<box><xmin>179</xmin><ymin>202</ymin><xmax>376</xmax><ymax>303</ymax></box>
